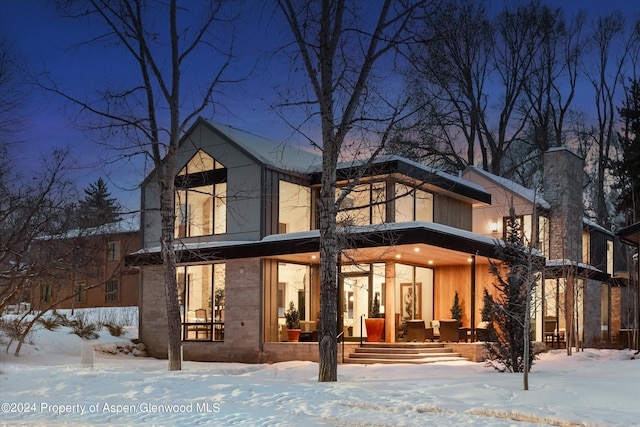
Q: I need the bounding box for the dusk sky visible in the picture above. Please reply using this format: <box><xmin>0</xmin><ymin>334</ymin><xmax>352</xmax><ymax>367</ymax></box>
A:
<box><xmin>1</xmin><ymin>0</ymin><xmax>640</xmax><ymax>212</ymax></box>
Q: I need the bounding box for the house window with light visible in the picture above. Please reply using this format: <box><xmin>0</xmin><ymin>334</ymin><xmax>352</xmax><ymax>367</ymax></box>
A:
<box><xmin>175</xmin><ymin>150</ymin><xmax>227</xmax><ymax>237</ymax></box>
<box><xmin>337</xmin><ymin>182</ymin><xmax>386</xmax><ymax>226</ymax></box>
<box><xmin>278</xmin><ymin>180</ymin><xmax>311</xmax><ymax>233</ymax></box>
<box><xmin>394</xmin><ymin>183</ymin><xmax>434</xmax><ymax>222</ymax></box>
<box><xmin>178</xmin><ymin>263</ymin><xmax>225</xmax><ymax>341</ymax></box>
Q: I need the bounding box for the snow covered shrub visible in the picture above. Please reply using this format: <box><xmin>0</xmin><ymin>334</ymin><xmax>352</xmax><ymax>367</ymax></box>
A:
<box><xmin>70</xmin><ymin>312</ymin><xmax>100</xmax><ymax>340</ymax></box>
<box><xmin>103</xmin><ymin>323</ymin><xmax>125</xmax><ymax>337</ymax></box>
<box><xmin>37</xmin><ymin>316</ymin><xmax>62</xmax><ymax>331</ymax></box>
<box><xmin>0</xmin><ymin>317</ymin><xmax>29</xmax><ymax>340</ymax></box>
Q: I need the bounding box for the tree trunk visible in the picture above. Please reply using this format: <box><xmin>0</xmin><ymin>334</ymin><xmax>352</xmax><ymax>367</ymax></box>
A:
<box><xmin>318</xmin><ymin>154</ymin><xmax>339</xmax><ymax>382</ymax></box>
<box><xmin>160</xmin><ymin>180</ymin><xmax>182</xmax><ymax>371</ymax></box>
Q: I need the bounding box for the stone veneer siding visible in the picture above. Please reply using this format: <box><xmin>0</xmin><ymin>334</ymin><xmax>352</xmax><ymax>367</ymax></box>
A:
<box><xmin>140</xmin><ymin>258</ymin><xmax>264</xmax><ymax>363</ymax></box>
<box><xmin>583</xmin><ymin>279</ymin><xmax>602</xmax><ymax>347</ymax></box>
<box><xmin>543</xmin><ymin>149</ymin><xmax>583</xmax><ymax>262</ymax></box>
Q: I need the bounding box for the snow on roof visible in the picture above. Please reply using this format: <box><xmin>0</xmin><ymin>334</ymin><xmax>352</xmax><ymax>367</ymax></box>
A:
<box><xmin>38</xmin><ymin>214</ymin><xmax>140</xmax><ymax>240</ymax></box>
<box><xmin>137</xmin><ymin>221</ymin><xmax>499</xmax><ymax>255</ymax></box>
<box><xmin>463</xmin><ymin>165</ymin><xmax>550</xmax><ymax>209</ymax></box>
<box><xmin>208</xmin><ymin>120</ymin><xmax>321</xmax><ymax>173</ymax></box>
<box><xmin>546</xmin><ymin>259</ymin><xmax>605</xmax><ymax>273</ymax></box>
<box><xmin>368</xmin><ymin>155</ymin><xmax>488</xmax><ymax>193</ymax></box>
<box><xmin>583</xmin><ymin>217</ymin><xmax>613</xmax><ymax>235</ymax></box>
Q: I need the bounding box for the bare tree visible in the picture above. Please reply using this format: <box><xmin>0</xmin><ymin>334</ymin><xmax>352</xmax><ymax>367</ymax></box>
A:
<box><xmin>0</xmin><ymin>37</ymin><xmax>27</xmax><ymax>140</ymax></box>
<box><xmin>582</xmin><ymin>12</ymin><xmax>637</xmax><ymax>227</ymax></box>
<box><xmin>47</xmin><ymin>0</ymin><xmax>239</xmax><ymax>370</ymax></box>
<box><xmin>404</xmin><ymin>0</ymin><xmax>492</xmax><ymax>172</ymax></box>
<box><xmin>276</xmin><ymin>0</ymin><xmax>428</xmax><ymax>382</ymax></box>
<box><xmin>0</xmin><ymin>150</ymin><xmax>75</xmax><ymax>317</ymax></box>
<box><xmin>403</xmin><ymin>1</ymin><xmax>576</xmax><ymax>179</ymax></box>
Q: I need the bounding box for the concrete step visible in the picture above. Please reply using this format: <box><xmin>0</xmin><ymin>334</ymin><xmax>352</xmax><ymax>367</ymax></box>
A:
<box><xmin>352</xmin><ymin>346</ymin><xmax>449</xmax><ymax>355</ymax></box>
<box><xmin>344</xmin><ymin>342</ymin><xmax>469</xmax><ymax>364</ymax></box>
<box><xmin>349</xmin><ymin>351</ymin><xmax>461</xmax><ymax>359</ymax></box>
<box><xmin>343</xmin><ymin>355</ymin><xmax>467</xmax><ymax>364</ymax></box>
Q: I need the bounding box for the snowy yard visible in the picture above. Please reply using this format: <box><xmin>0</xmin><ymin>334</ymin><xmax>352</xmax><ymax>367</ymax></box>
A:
<box><xmin>1</xmin><ymin>309</ymin><xmax>639</xmax><ymax>426</ymax></box>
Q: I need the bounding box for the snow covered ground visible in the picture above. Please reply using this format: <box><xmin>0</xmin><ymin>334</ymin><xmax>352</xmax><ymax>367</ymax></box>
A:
<box><xmin>1</xmin><ymin>309</ymin><xmax>639</xmax><ymax>426</ymax></box>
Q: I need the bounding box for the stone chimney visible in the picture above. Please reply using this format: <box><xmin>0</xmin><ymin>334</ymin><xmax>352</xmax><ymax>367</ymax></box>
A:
<box><xmin>543</xmin><ymin>148</ymin><xmax>584</xmax><ymax>262</ymax></box>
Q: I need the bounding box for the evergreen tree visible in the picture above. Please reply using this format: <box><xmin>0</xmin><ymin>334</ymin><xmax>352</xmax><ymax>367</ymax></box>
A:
<box><xmin>613</xmin><ymin>79</ymin><xmax>640</xmax><ymax>225</ymax></box>
<box><xmin>77</xmin><ymin>178</ymin><xmax>121</xmax><ymax>227</ymax></box>
<box><xmin>480</xmin><ymin>288</ymin><xmax>495</xmax><ymax>323</ymax></box>
<box><xmin>485</xmin><ymin>208</ymin><xmax>537</xmax><ymax>373</ymax></box>
<box><xmin>450</xmin><ymin>291</ymin><xmax>462</xmax><ymax>322</ymax></box>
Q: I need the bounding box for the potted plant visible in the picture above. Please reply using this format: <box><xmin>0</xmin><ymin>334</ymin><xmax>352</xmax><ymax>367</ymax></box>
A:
<box><xmin>285</xmin><ymin>301</ymin><xmax>301</xmax><ymax>342</ymax></box>
<box><xmin>365</xmin><ymin>293</ymin><xmax>385</xmax><ymax>342</ymax></box>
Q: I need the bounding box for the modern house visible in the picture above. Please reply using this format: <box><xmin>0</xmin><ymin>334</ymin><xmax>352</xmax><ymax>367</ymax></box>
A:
<box><xmin>130</xmin><ymin>118</ymin><xmax>553</xmax><ymax>363</ymax></box>
<box><xmin>30</xmin><ymin>221</ymin><xmax>140</xmax><ymax>312</ymax></box>
<box><xmin>462</xmin><ymin>148</ymin><xmax>618</xmax><ymax>348</ymax></box>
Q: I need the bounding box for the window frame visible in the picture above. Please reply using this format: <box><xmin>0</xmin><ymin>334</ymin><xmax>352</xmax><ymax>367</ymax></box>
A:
<box><xmin>174</xmin><ymin>150</ymin><xmax>227</xmax><ymax>238</ymax></box>
<box><xmin>105</xmin><ymin>280</ymin><xmax>119</xmax><ymax>303</ymax></box>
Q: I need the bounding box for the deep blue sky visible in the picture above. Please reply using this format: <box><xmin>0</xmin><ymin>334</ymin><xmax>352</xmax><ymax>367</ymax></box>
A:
<box><xmin>1</xmin><ymin>0</ymin><xmax>639</xmax><ymax>212</ymax></box>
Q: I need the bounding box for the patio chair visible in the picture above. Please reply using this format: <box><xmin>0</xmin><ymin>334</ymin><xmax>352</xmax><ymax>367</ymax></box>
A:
<box><xmin>406</xmin><ymin>320</ymin><xmax>434</xmax><ymax>342</ymax></box>
<box><xmin>438</xmin><ymin>319</ymin><xmax>460</xmax><ymax>342</ymax></box>
<box><xmin>544</xmin><ymin>316</ymin><xmax>557</xmax><ymax>347</ymax></box>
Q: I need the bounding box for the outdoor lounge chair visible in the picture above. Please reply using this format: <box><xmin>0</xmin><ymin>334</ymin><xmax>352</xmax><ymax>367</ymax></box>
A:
<box><xmin>438</xmin><ymin>319</ymin><xmax>460</xmax><ymax>342</ymax></box>
<box><xmin>406</xmin><ymin>320</ymin><xmax>434</xmax><ymax>342</ymax></box>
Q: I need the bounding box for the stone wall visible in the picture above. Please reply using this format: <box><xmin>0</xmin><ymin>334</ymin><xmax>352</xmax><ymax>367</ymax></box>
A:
<box><xmin>543</xmin><ymin>148</ymin><xmax>584</xmax><ymax>262</ymax></box>
<box><xmin>139</xmin><ymin>265</ymin><xmax>168</xmax><ymax>359</ymax></box>
<box><xmin>139</xmin><ymin>258</ymin><xmax>264</xmax><ymax>362</ymax></box>
<box><xmin>583</xmin><ymin>279</ymin><xmax>602</xmax><ymax>347</ymax></box>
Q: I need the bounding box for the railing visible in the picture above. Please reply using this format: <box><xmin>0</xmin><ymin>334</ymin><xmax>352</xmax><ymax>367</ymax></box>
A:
<box><xmin>337</xmin><ymin>331</ymin><xmax>344</xmax><ymax>363</ymax></box>
<box><xmin>359</xmin><ymin>314</ymin><xmax>366</xmax><ymax>347</ymax></box>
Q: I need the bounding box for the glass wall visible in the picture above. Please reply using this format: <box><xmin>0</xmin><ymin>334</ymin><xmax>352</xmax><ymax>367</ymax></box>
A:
<box><xmin>175</xmin><ymin>150</ymin><xmax>227</xmax><ymax>237</ymax></box>
<box><xmin>341</xmin><ymin>263</ymin><xmax>385</xmax><ymax>338</ymax></box>
<box><xmin>395</xmin><ymin>184</ymin><xmax>434</xmax><ymax>223</ymax></box>
<box><xmin>337</xmin><ymin>182</ymin><xmax>386</xmax><ymax>226</ymax></box>
<box><xmin>178</xmin><ymin>263</ymin><xmax>225</xmax><ymax>341</ymax></box>
<box><xmin>395</xmin><ymin>263</ymin><xmax>433</xmax><ymax>323</ymax></box>
<box><xmin>278</xmin><ymin>181</ymin><xmax>311</xmax><ymax>233</ymax></box>
<box><xmin>278</xmin><ymin>262</ymin><xmax>311</xmax><ymax>322</ymax></box>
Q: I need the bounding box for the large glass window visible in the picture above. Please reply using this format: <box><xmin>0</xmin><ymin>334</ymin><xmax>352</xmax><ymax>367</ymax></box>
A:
<box><xmin>178</xmin><ymin>263</ymin><xmax>225</xmax><ymax>341</ymax></box>
<box><xmin>277</xmin><ymin>263</ymin><xmax>311</xmax><ymax>320</ymax></box>
<box><xmin>396</xmin><ymin>264</ymin><xmax>433</xmax><ymax>322</ymax></box>
<box><xmin>278</xmin><ymin>181</ymin><xmax>311</xmax><ymax>233</ymax></box>
<box><xmin>538</xmin><ymin>215</ymin><xmax>550</xmax><ymax>258</ymax></box>
<box><xmin>582</xmin><ymin>232</ymin><xmax>590</xmax><ymax>264</ymax></box>
<box><xmin>175</xmin><ymin>150</ymin><xmax>227</xmax><ymax>237</ymax></box>
<box><xmin>341</xmin><ymin>263</ymin><xmax>385</xmax><ymax>339</ymax></box>
<box><xmin>337</xmin><ymin>182</ymin><xmax>386</xmax><ymax>226</ymax></box>
<box><xmin>395</xmin><ymin>183</ymin><xmax>433</xmax><ymax>223</ymax></box>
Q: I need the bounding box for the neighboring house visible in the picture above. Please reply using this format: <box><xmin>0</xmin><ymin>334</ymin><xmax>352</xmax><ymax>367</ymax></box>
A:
<box><xmin>130</xmin><ymin>118</ymin><xmax>519</xmax><ymax>363</ymax></box>
<box><xmin>462</xmin><ymin>148</ymin><xmax>618</xmax><ymax>348</ymax></box>
<box><xmin>30</xmin><ymin>220</ymin><xmax>140</xmax><ymax>311</ymax></box>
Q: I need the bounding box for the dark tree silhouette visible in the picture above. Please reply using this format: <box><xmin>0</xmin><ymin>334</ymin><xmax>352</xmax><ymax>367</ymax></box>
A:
<box><xmin>613</xmin><ymin>79</ymin><xmax>640</xmax><ymax>225</ymax></box>
<box><xmin>77</xmin><ymin>178</ymin><xmax>121</xmax><ymax>227</ymax></box>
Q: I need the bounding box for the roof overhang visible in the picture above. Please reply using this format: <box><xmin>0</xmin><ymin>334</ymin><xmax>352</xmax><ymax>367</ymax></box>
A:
<box><xmin>545</xmin><ymin>260</ymin><xmax>610</xmax><ymax>282</ymax></box>
<box><xmin>126</xmin><ymin>223</ymin><xmax>505</xmax><ymax>267</ymax></box>
<box><xmin>618</xmin><ymin>222</ymin><xmax>640</xmax><ymax>247</ymax></box>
